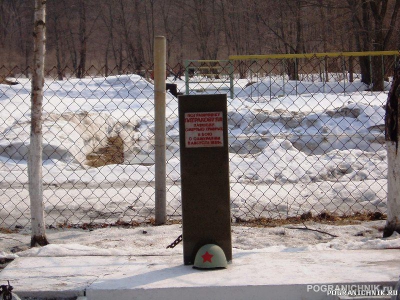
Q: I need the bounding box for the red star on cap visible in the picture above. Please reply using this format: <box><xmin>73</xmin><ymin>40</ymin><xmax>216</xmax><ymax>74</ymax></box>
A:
<box><xmin>201</xmin><ymin>251</ymin><xmax>213</xmax><ymax>263</ymax></box>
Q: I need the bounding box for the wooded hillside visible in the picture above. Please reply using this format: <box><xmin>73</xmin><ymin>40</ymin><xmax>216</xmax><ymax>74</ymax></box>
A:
<box><xmin>0</xmin><ymin>0</ymin><xmax>399</xmax><ymax>77</ymax></box>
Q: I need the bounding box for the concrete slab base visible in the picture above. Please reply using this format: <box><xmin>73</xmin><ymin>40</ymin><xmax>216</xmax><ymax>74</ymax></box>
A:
<box><xmin>0</xmin><ymin>249</ymin><xmax>398</xmax><ymax>300</ymax></box>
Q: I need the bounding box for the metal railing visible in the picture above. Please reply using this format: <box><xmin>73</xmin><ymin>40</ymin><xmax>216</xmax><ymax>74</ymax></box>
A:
<box><xmin>184</xmin><ymin>60</ymin><xmax>234</xmax><ymax>99</ymax></box>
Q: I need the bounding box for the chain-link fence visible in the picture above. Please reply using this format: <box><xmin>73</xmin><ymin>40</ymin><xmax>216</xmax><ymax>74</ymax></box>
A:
<box><xmin>0</xmin><ymin>51</ymin><xmax>398</xmax><ymax>229</ymax></box>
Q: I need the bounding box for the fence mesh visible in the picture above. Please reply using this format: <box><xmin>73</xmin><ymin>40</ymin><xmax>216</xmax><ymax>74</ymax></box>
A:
<box><xmin>0</xmin><ymin>52</ymin><xmax>398</xmax><ymax>229</ymax></box>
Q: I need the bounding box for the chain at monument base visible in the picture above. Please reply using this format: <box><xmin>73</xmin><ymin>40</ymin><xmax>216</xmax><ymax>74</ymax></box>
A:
<box><xmin>178</xmin><ymin>94</ymin><xmax>232</xmax><ymax>265</ymax></box>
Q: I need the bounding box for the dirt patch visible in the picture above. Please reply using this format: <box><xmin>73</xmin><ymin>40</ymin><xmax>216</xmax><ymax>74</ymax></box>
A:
<box><xmin>233</xmin><ymin>211</ymin><xmax>386</xmax><ymax>227</ymax></box>
<box><xmin>42</xmin><ymin>211</ymin><xmax>387</xmax><ymax>231</ymax></box>
<box><xmin>86</xmin><ymin>135</ymin><xmax>124</xmax><ymax>167</ymax></box>
<box><xmin>0</xmin><ymin>227</ymin><xmax>18</xmax><ymax>234</ymax></box>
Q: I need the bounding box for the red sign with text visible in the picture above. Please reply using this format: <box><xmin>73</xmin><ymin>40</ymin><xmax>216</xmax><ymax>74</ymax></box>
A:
<box><xmin>185</xmin><ymin>112</ymin><xmax>224</xmax><ymax>148</ymax></box>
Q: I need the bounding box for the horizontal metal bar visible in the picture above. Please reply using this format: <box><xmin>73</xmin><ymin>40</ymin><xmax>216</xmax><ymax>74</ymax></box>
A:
<box><xmin>195</xmin><ymin>68</ymin><xmax>223</xmax><ymax>71</ymax></box>
<box><xmin>185</xmin><ymin>60</ymin><xmax>230</xmax><ymax>63</ymax></box>
<box><xmin>187</xmin><ymin>81</ymin><xmax>230</xmax><ymax>84</ymax></box>
<box><xmin>229</xmin><ymin>50</ymin><xmax>400</xmax><ymax>60</ymax></box>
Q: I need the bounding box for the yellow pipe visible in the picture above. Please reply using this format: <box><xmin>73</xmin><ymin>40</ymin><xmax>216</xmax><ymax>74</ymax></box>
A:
<box><xmin>188</xmin><ymin>60</ymin><xmax>230</xmax><ymax>63</ymax></box>
<box><xmin>196</xmin><ymin>66</ymin><xmax>222</xmax><ymax>69</ymax></box>
<box><xmin>229</xmin><ymin>50</ymin><xmax>400</xmax><ymax>60</ymax></box>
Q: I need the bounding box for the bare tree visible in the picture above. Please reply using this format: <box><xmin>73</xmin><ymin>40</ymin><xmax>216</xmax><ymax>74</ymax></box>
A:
<box><xmin>47</xmin><ymin>0</ymin><xmax>65</xmax><ymax>79</ymax></box>
<box><xmin>158</xmin><ymin>0</ymin><xmax>186</xmax><ymax>64</ymax></box>
<box><xmin>384</xmin><ymin>61</ymin><xmax>400</xmax><ymax>237</ymax></box>
<box><xmin>133</xmin><ymin>0</ymin><xmax>145</xmax><ymax>69</ymax></box>
<box><xmin>143</xmin><ymin>0</ymin><xmax>155</xmax><ymax>62</ymax></box>
<box><xmin>61</xmin><ymin>0</ymin><xmax>79</xmax><ymax>74</ymax></box>
<box><xmin>1</xmin><ymin>0</ymin><xmax>400</xmax><ymax>74</ymax></box>
<box><xmin>255</xmin><ymin>0</ymin><xmax>305</xmax><ymax>80</ymax></box>
<box><xmin>76</xmin><ymin>0</ymin><xmax>87</xmax><ymax>78</ymax></box>
<box><xmin>99</xmin><ymin>0</ymin><xmax>123</xmax><ymax>74</ymax></box>
<box><xmin>113</xmin><ymin>0</ymin><xmax>145</xmax><ymax>72</ymax></box>
<box><xmin>0</xmin><ymin>0</ymin><xmax>33</xmax><ymax>72</ymax></box>
<box><xmin>29</xmin><ymin>0</ymin><xmax>49</xmax><ymax>247</ymax></box>
<box><xmin>347</xmin><ymin>0</ymin><xmax>400</xmax><ymax>90</ymax></box>
<box><xmin>183</xmin><ymin>0</ymin><xmax>222</xmax><ymax>60</ymax></box>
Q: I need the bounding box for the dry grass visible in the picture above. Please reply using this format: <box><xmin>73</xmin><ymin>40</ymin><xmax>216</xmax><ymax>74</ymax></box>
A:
<box><xmin>45</xmin><ymin>212</ymin><xmax>386</xmax><ymax>231</ymax></box>
<box><xmin>233</xmin><ymin>211</ymin><xmax>386</xmax><ymax>227</ymax></box>
<box><xmin>86</xmin><ymin>135</ymin><xmax>124</xmax><ymax>167</ymax></box>
<box><xmin>0</xmin><ymin>227</ymin><xmax>18</xmax><ymax>234</ymax></box>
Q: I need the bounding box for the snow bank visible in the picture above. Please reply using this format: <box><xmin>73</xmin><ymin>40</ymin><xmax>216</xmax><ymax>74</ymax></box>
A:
<box><xmin>0</xmin><ymin>75</ymin><xmax>175</xmax><ymax>168</ymax></box>
<box><xmin>1</xmin><ymin>222</ymin><xmax>399</xmax><ymax>259</ymax></box>
<box><xmin>0</xmin><ymin>74</ymin><xmax>391</xmax><ymax>227</ymax></box>
<box><xmin>18</xmin><ymin>243</ymin><xmax>129</xmax><ymax>257</ymax></box>
<box><xmin>237</xmin><ymin>78</ymin><xmax>379</xmax><ymax>99</ymax></box>
<box><xmin>0</xmin><ymin>112</ymin><xmax>122</xmax><ymax>166</ymax></box>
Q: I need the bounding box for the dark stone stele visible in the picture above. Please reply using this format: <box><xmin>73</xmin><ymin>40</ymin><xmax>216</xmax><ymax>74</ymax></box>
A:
<box><xmin>178</xmin><ymin>94</ymin><xmax>232</xmax><ymax>265</ymax></box>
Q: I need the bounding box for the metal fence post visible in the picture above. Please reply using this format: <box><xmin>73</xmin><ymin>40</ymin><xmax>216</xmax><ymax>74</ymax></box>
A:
<box><xmin>381</xmin><ymin>55</ymin><xmax>385</xmax><ymax>89</ymax></box>
<box><xmin>322</xmin><ymin>57</ymin><xmax>326</xmax><ymax>93</ymax></box>
<box><xmin>369</xmin><ymin>55</ymin><xmax>373</xmax><ymax>90</ymax></box>
<box><xmin>29</xmin><ymin>0</ymin><xmax>48</xmax><ymax>246</ymax></box>
<box><xmin>229</xmin><ymin>61</ymin><xmax>234</xmax><ymax>99</ymax></box>
<box><xmin>184</xmin><ymin>60</ymin><xmax>190</xmax><ymax>95</ymax></box>
<box><xmin>342</xmin><ymin>56</ymin><xmax>346</xmax><ymax>93</ymax></box>
<box><xmin>282</xmin><ymin>59</ymin><xmax>286</xmax><ymax>95</ymax></box>
<box><xmin>154</xmin><ymin>36</ymin><xmax>166</xmax><ymax>225</ymax></box>
<box><xmin>295</xmin><ymin>58</ymin><xmax>298</xmax><ymax>95</ymax></box>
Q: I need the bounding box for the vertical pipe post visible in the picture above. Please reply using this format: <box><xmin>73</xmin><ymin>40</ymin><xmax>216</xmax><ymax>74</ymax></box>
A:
<box><xmin>29</xmin><ymin>0</ymin><xmax>48</xmax><ymax>247</ymax></box>
<box><xmin>185</xmin><ymin>60</ymin><xmax>190</xmax><ymax>95</ymax></box>
<box><xmin>322</xmin><ymin>58</ymin><xmax>326</xmax><ymax>94</ymax></box>
<box><xmin>282</xmin><ymin>59</ymin><xmax>286</xmax><ymax>96</ymax></box>
<box><xmin>295</xmin><ymin>59</ymin><xmax>298</xmax><ymax>95</ymax></box>
<box><xmin>154</xmin><ymin>36</ymin><xmax>166</xmax><ymax>225</ymax></box>
<box><xmin>229</xmin><ymin>61</ymin><xmax>234</xmax><ymax>99</ymax></box>
<box><xmin>268</xmin><ymin>60</ymin><xmax>272</xmax><ymax>99</ymax></box>
<box><xmin>381</xmin><ymin>55</ymin><xmax>385</xmax><ymax>90</ymax></box>
<box><xmin>369</xmin><ymin>55</ymin><xmax>373</xmax><ymax>91</ymax></box>
<box><xmin>342</xmin><ymin>56</ymin><xmax>346</xmax><ymax>93</ymax></box>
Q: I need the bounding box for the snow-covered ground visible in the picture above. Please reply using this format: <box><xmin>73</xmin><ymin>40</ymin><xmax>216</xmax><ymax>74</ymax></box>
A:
<box><xmin>1</xmin><ymin>73</ymin><xmax>399</xmax><ymax>267</ymax></box>
<box><xmin>0</xmin><ymin>74</ymin><xmax>390</xmax><ymax>228</ymax></box>
<box><xmin>1</xmin><ymin>220</ymin><xmax>400</xmax><ymax>263</ymax></box>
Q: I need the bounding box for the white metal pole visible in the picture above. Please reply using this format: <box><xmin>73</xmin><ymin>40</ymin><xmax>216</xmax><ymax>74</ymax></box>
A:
<box><xmin>29</xmin><ymin>0</ymin><xmax>48</xmax><ymax>246</ymax></box>
<box><xmin>154</xmin><ymin>36</ymin><xmax>166</xmax><ymax>225</ymax></box>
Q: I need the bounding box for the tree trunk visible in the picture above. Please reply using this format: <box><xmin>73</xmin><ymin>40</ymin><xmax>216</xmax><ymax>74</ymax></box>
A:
<box><xmin>349</xmin><ymin>0</ymin><xmax>400</xmax><ymax>89</ymax></box>
<box><xmin>384</xmin><ymin>61</ymin><xmax>400</xmax><ymax>237</ymax></box>
<box><xmin>77</xmin><ymin>0</ymin><xmax>86</xmax><ymax>79</ymax></box>
<box><xmin>348</xmin><ymin>57</ymin><xmax>354</xmax><ymax>83</ymax></box>
<box><xmin>61</xmin><ymin>1</ymin><xmax>77</xmax><ymax>75</ymax></box>
<box><xmin>29</xmin><ymin>0</ymin><xmax>49</xmax><ymax>247</ymax></box>
<box><xmin>289</xmin><ymin>0</ymin><xmax>303</xmax><ymax>81</ymax></box>
<box><xmin>54</xmin><ymin>15</ymin><xmax>63</xmax><ymax>80</ymax></box>
<box><xmin>104</xmin><ymin>40</ymin><xmax>109</xmax><ymax>77</ymax></box>
<box><xmin>287</xmin><ymin>59</ymin><xmax>299</xmax><ymax>81</ymax></box>
<box><xmin>371</xmin><ymin>56</ymin><xmax>384</xmax><ymax>91</ymax></box>
<box><xmin>360</xmin><ymin>56</ymin><xmax>371</xmax><ymax>85</ymax></box>
<box><xmin>133</xmin><ymin>0</ymin><xmax>144</xmax><ymax>70</ymax></box>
